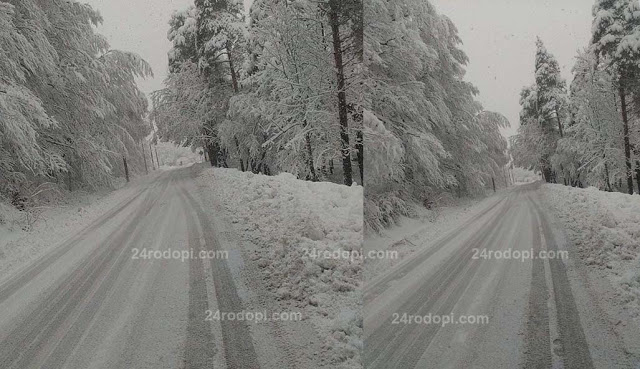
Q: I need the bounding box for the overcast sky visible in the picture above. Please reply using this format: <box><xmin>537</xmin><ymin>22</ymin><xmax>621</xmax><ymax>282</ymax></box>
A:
<box><xmin>84</xmin><ymin>0</ymin><xmax>253</xmax><ymax>98</ymax></box>
<box><xmin>429</xmin><ymin>0</ymin><xmax>593</xmax><ymax>137</ymax></box>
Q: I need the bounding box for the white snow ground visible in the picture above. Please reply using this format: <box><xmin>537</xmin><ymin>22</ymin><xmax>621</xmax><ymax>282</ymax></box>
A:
<box><xmin>0</xmin><ymin>177</ymin><xmax>144</xmax><ymax>282</ymax></box>
<box><xmin>542</xmin><ymin>184</ymin><xmax>640</xmax><ymax>324</ymax></box>
<box><xmin>195</xmin><ymin>167</ymin><xmax>363</xmax><ymax>368</ymax></box>
<box><xmin>364</xmin><ymin>194</ymin><xmax>502</xmax><ymax>281</ymax></box>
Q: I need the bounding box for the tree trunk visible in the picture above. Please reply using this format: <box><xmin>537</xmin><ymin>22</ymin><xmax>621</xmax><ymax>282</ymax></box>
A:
<box><xmin>619</xmin><ymin>86</ymin><xmax>634</xmax><ymax>194</ymax></box>
<box><xmin>328</xmin><ymin>1</ymin><xmax>353</xmax><ymax>186</ymax></box>
<box><xmin>227</xmin><ymin>42</ymin><xmax>239</xmax><ymax>94</ymax></box>
<box><xmin>155</xmin><ymin>145</ymin><xmax>160</xmax><ymax>168</ymax></box>
<box><xmin>541</xmin><ymin>165</ymin><xmax>553</xmax><ymax>183</ymax></box>
<box><xmin>635</xmin><ymin>160</ymin><xmax>640</xmax><ymax>195</ymax></box>
<box><xmin>305</xmin><ymin>132</ymin><xmax>318</xmax><ymax>182</ymax></box>
<box><xmin>222</xmin><ymin>148</ymin><xmax>229</xmax><ymax>168</ymax></box>
<box><xmin>356</xmin><ymin>130</ymin><xmax>363</xmax><ymax>185</ymax></box>
<box><xmin>207</xmin><ymin>143</ymin><xmax>218</xmax><ymax>167</ymax></box>
<box><xmin>555</xmin><ymin>108</ymin><xmax>563</xmax><ymax>138</ymax></box>
<box><xmin>226</xmin><ymin>43</ymin><xmax>247</xmax><ymax>173</ymax></box>
<box><xmin>123</xmin><ymin>156</ymin><xmax>130</xmax><ymax>183</ymax></box>
<box><xmin>604</xmin><ymin>160</ymin><xmax>612</xmax><ymax>192</ymax></box>
<box><xmin>234</xmin><ymin>136</ymin><xmax>245</xmax><ymax>172</ymax></box>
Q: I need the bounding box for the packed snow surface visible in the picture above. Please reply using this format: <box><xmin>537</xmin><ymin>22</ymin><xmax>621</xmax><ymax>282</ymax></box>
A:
<box><xmin>198</xmin><ymin>168</ymin><xmax>363</xmax><ymax>368</ymax></box>
<box><xmin>364</xmin><ymin>194</ymin><xmax>499</xmax><ymax>281</ymax></box>
<box><xmin>0</xmin><ymin>182</ymin><xmax>138</xmax><ymax>282</ymax></box>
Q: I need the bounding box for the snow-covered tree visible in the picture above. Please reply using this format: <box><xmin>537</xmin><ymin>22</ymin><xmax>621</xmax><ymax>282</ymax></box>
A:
<box><xmin>155</xmin><ymin>1</ymin><xmax>249</xmax><ymax>170</ymax></box>
<box><xmin>558</xmin><ymin>49</ymin><xmax>625</xmax><ymax>190</ymax></box>
<box><xmin>151</xmin><ymin>61</ymin><xmax>223</xmax><ymax>148</ymax></box>
<box><xmin>511</xmin><ymin>39</ymin><xmax>568</xmax><ymax>183</ymax></box>
<box><xmin>591</xmin><ymin>0</ymin><xmax>640</xmax><ymax>193</ymax></box>
<box><xmin>156</xmin><ymin>0</ymin><xmax>363</xmax><ymax>183</ymax></box>
<box><xmin>223</xmin><ymin>0</ymin><xmax>363</xmax><ymax>182</ymax></box>
<box><xmin>364</xmin><ymin>0</ymin><xmax>449</xmax><ymax>192</ymax></box>
<box><xmin>364</xmin><ymin>0</ymin><xmax>509</xmax><ymax>231</ymax></box>
<box><xmin>1</xmin><ymin>0</ymin><xmax>152</xmax><ymax>196</ymax></box>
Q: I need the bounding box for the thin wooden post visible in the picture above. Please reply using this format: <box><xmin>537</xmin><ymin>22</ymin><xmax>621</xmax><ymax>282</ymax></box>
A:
<box><xmin>123</xmin><ymin>156</ymin><xmax>130</xmax><ymax>182</ymax></box>
<box><xmin>492</xmin><ymin>177</ymin><xmax>496</xmax><ymax>193</ymax></box>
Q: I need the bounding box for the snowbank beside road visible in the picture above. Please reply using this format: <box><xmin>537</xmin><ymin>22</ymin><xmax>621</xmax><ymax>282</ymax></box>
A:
<box><xmin>364</xmin><ymin>195</ymin><xmax>499</xmax><ymax>281</ymax></box>
<box><xmin>0</xmin><ymin>184</ymin><xmax>138</xmax><ymax>282</ymax></box>
<box><xmin>542</xmin><ymin>184</ymin><xmax>640</xmax><ymax>323</ymax></box>
<box><xmin>197</xmin><ymin>168</ymin><xmax>363</xmax><ymax>368</ymax></box>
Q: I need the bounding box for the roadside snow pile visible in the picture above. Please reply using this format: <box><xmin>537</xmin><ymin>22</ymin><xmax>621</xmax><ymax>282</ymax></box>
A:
<box><xmin>543</xmin><ymin>184</ymin><xmax>640</xmax><ymax>320</ymax></box>
<box><xmin>198</xmin><ymin>168</ymin><xmax>363</xmax><ymax>368</ymax></box>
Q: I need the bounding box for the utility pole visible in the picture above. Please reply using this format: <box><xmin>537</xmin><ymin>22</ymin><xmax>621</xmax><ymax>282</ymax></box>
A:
<box><xmin>123</xmin><ymin>156</ymin><xmax>130</xmax><ymax>182</ymax></box>
<box><xmin>141</xmin><ymin>142</ymin><xmax>148</xmax><ymax>174</ymax></box>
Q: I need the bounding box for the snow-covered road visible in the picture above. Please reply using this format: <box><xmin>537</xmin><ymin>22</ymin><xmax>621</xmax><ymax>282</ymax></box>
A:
<box><xmin>0</xmin><ymin>167</ymin><xmax>325</xmax><ymax>368</ymax></box>
<box><xmin>364</xmin><ymin>182</ymin><xmax>640</xmax><ymax>369</ymax></box>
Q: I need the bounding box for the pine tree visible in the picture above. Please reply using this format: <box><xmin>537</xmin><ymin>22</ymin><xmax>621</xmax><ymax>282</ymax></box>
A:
<box><xmin>363</xmin><ymin>0</ymin><xmax>509</xmax><ymax>230</ymax></box>
<box><xmin>558</xmin><ymin>49</ymin><xmax>624</xmax><ymax>190</ymax></box>
<box><xmin>591</xmin><ymin>0</ymin><xmax>640</xmax><ymax>194</ymax></box>
<box><xmin>534</xmin><ymin>38</ymin><xmax>568</xmax><ymax>139</ymax></box>
<box><xmin>512</xmin><ymin>38</ymin><xmax>568</xmax><ymax>183</ymax></box>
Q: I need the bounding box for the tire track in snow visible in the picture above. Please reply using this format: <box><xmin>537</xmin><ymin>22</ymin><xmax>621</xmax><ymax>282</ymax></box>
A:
<box><xmin>0</xmin><ymin>183</ymin><xmax>148</xmax><ymax>304</ymax></box>
<box><xmin>181</xmin><ymin>191</ymin><xmax>216</xmax><ymax>369</ymax></box>
<box><xmin>364</xmin><ymin>196</ymin><xmax>507</xmax><ymax>305</ymax></box>
<box><xmin>522</xmin><ymin>204</ymin><xmax>552</xmax><ymax>369</ymax></box>
<box><xmin>365</xmin><ymin>195</ymin><xmax>514</xmax><ymax>368</ymax></box>
<box><xmin>0</xmin><ymin>174</ymin><xmax>172</xmax><ymax>368</ymax></box>
<box><xmin>181</xmin><ymin>188</ymin><xmax>260</xmax><ymax>369</ymax></box>
<box><xmin>530</xmin><ymin>200</ymin><xmax>594</xmax><ymax>369</ymax></box>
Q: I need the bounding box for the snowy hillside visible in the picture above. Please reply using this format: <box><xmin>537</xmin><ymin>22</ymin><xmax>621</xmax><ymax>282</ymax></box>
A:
<box><xmin>543</xmin><ymin>184</ymin><xmax>640</xmax><ymax>323</ymax></box>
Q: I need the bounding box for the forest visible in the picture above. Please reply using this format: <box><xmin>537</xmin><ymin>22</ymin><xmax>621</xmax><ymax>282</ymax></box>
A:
<box><xmin>512</xmin><ymin>0</ymin><xmax>640</xmax><ymax>195</ymax></box>
<box><xmin>0</xmin><ymin>0</ymin><xmax>153</xmax><ymax>202</ymax></box>
<box><xmin>1</xmin><ymin>0</ymin><xmax>363</xmax><ymax>211</ymax></box>
<box><xmin>151</xmin><ymin>0</ymin><xmax>363</xmax><ymax>186</ymax></box>
<box><xmin>363</xmin><ymin>0</ymin><xmax>510</xmax><ymax>232</ymax></box>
